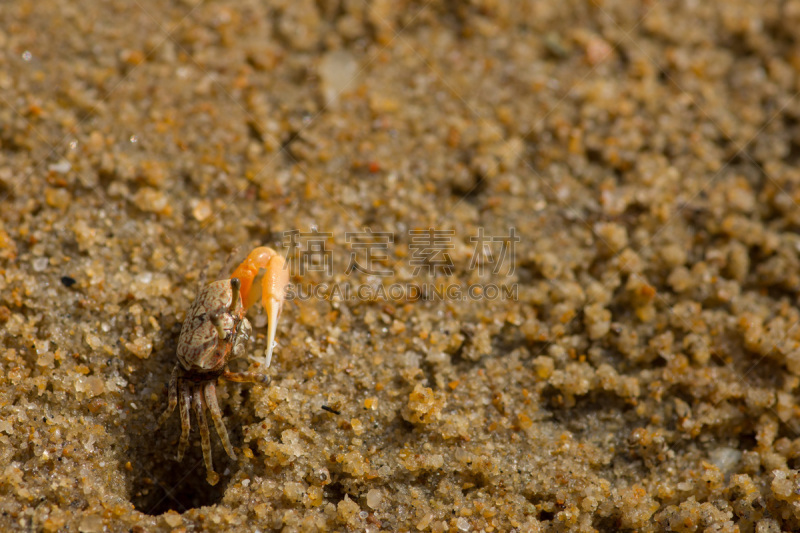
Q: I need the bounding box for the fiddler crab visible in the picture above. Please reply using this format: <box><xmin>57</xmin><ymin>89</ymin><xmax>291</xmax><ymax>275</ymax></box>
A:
<box><xmin>157</xmin><ymin>246</ymin><xmax>289</xmax><ymax>485</ymax></box>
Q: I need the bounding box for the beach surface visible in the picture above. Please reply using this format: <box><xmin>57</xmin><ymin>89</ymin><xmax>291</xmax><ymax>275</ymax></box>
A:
<box><xmin>2</xmin><ymin>1</ymin><xmax>800</xmax><ymax>531</ymax></box>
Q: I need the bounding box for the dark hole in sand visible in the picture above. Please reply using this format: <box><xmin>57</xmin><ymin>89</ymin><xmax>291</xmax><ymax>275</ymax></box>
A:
<box><xmin>130</xmin><ymin>418</ymin><xmax>230</xmax><ymax>515</ymax></box>
<box><xmin>129</xmin><ymin>331</ymin><xmax>231</xmax><ymax>516</ymax></box>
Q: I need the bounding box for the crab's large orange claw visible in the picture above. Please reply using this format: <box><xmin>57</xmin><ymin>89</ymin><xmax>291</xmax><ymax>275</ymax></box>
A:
<box><xmin>230</xmin><ymin>246</ymin><xmax>290</xmax><ymax>367</ymax></box>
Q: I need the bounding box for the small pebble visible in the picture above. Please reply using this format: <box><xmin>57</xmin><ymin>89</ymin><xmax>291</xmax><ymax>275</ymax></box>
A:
<box><xmin>47</xmin><ymin>160</ymin><xmax>71</xmax><ymax>174</ymax></box>
<box><xmin>32</xmin><ymin>257</ymin><xmax>48</xmax><ymax>272</ymax></box>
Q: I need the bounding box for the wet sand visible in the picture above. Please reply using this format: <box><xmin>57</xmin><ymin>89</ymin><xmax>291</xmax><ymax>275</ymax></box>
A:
<box><xmin>2</xmin><ymin>1</ymin><xmax>800</xmax><ymax>531</ymax></box>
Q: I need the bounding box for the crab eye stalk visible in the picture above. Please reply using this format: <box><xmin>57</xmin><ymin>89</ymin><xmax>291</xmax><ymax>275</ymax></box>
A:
<box><xmin>210</xmin><ymin>311</ymin><xmax>227</xmax><ymax>340</ymax></box>
<box><xmin>230</xmin><ymin>277</ymin><xmax>241</xmax><ymax>311</ymax></box>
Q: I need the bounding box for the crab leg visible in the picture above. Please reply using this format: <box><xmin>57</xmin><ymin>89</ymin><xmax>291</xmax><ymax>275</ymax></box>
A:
<box><xmin>230</xmin><ymin>246</ymin><xmax>289</xmax><ymax>367</ymax></box>
<box><xmin>193</xmin><ymin>384</ymin><xmax>219</xmax><ymax>486</ymax></box>
<box><xmin>204</xmin><ymin>381</ymin><xmax>236</xmax><ymax>461</ymax></box>
<box><xmin>157</xmin><ymin>365</ymin><xmax>179</xmax><ymax>428</ymax></box>
<box><xmin>177</xmin><ymin>380</ymin><xmax>192</xmax><ymax>461</ymax></box>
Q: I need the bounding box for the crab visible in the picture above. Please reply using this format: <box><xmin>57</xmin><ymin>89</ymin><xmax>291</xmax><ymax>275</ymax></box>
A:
<box><xmin>157</xmin><ymin>246</ymin><xmax>290</xmax><ymax>485</ymax></box>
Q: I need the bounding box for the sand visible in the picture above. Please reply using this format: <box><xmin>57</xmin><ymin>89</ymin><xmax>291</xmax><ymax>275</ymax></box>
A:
<box><xmin>2</xmin><ymin>0</ymin><xmax>800</xmax><ymax>531</ymax></box>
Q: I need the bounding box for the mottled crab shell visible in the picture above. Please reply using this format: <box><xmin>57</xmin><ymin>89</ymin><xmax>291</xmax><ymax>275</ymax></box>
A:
<box><xmin>177</xmin><ymin>280</ymin><xmax>244</xmax><ymax>372</ymax></box>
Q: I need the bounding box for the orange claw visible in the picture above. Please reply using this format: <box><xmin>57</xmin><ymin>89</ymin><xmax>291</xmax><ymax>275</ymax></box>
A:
<box><xmin>230</xmin><ymin>246</ymin><xmax>290</xmax><ymax>367</ymax></box>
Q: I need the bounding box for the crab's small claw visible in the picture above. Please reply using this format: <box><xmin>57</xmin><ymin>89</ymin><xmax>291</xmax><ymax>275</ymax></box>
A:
<box><xmin>230</xmin><ymin>246</ymin><xmax>290</xmax><ymax>367</ymax></box>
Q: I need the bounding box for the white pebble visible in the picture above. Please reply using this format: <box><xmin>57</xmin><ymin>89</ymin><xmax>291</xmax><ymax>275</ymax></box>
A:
<box><xmin>48</xmin><ymin>160</ymin><xmax>72</xmax><ymax>174</ymax></box>
<box><xmin>366</xmin><ymin>489</ymin><xmax>382</xmax><ymax>509</ymax></box>
<box><xmin>318</xmin><ymin>50</ymin><xmax>359</xmax><ymax>106</ymax></box>
<box><xmin>85</xmin><ymin>333</ymin><xmax>102</xmax><ymax>349</ymax></box>
<box><xmin>136</xmin><ymin>272</ymin><xmax>153</xmax><ymax>284</ymax></box>
<box><xmin>708</xmin><ymin>447</ymin><xmax>742</xmax><ymax>474</ymax></box>
<box><xmin>32</xmin><ymin>257</ymin><xmax>48</xmax><ymax>272</ymax></box>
